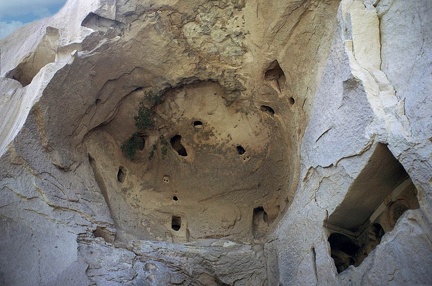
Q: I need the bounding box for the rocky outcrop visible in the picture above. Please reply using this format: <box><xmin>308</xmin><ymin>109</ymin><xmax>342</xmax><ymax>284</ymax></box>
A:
<box><xmin>0</xmin><ymin>0</ymin><xmax>431</xmax><ymax>285</ymax></box>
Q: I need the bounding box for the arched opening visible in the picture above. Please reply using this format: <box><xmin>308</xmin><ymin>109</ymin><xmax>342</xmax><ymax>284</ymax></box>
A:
<box><xmin>172</xmin><ymin>216</ymin><xmax>181</xmax><ymax>231</ymax></box>
<box><xmin>193</xmin><ymin>121</ymin><xmax>203</xmax><ymax>128</ymax></box>
<box><xmin>260</xmin><ymin>105</ymin><xmax>275</xmax><ymax>116</ymax></box>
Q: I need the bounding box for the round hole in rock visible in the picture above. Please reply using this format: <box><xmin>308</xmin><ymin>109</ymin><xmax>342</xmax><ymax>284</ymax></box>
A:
<box><xmin>193</xmin><ymin>120</ymin><xmax>203</xmax><ymax>128</ymax></box>
<box><xmin>260</xmin><ymin>105</ymin><xmax>275</xmax><ymax>116</ymax></box>
<box><xmin>171</xmin><ymin>216</ymin><xmax>181</xmax><ymax>231</ymax></box>
<box><xmin>289</xmin><ymin>97</ymin><xmax>295</xmax><ymax>105</ymax></box>
<box><xmin>173</xmin><ymin>196</ymin><xmax>178</xmax><ymax>201</ymax></box>
<box><xmin>170</xmin><ymin>135</ymin><xmax>188</xmax><ymax>156</ymax></box>
<box><xmin>236</xmin><ymin>145</ymin><xmax>246</xmax><ymax>155</ymax></box>
<box><xmin>117</xmin><ymin>166</ymin><xmax>126</xmax><ymax>183</ymax></box>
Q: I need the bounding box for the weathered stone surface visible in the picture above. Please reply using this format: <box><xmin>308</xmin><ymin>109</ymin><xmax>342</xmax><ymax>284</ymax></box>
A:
<box><xmin>0</xmin><ymin>0</ymin><xmax>431</xmax><ymax>285</ymax></box>
<box><xmin>78</xmin><ymin>238</ymin><xmax>267</xmax><ymax>285</ymax></box>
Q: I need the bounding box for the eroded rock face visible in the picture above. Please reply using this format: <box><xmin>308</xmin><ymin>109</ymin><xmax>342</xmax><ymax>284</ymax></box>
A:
<box><xmin>86</xmin><ymin>80</ymin><xmax>292</xmax><ymax>243</ymax></box>
<box><xmin>0</xmin><ymin>0</ymin><xmax>431</xmax><ymax>285</ymax></box>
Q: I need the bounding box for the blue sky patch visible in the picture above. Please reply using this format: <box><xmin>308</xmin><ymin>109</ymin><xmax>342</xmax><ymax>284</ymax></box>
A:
<box><xmin>0</xmin><ymin>1</ymin><xmax>67</xmax><ymax>39</ymax></box>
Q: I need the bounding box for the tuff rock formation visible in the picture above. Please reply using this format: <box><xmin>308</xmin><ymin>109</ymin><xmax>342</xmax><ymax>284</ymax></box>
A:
<box><xmin>0</xmin><ymin>0</ymin><xmax>431</xmax><ymax>285</ymax></box>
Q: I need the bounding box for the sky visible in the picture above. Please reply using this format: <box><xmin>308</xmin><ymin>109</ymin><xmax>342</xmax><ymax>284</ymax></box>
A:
<box><xmin>0</xmin><ymin>0</ymin><xmax>67</xmax><ymax>39</ymax></box>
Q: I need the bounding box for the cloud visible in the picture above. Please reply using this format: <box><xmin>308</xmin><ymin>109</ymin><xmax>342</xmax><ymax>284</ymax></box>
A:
<box><xmin>0</xmin><ymin>0</ymin><xmax>67</xmax><ymax>18</ymax></box>
<box><xmin>0</xmin><ymin>21</ymin><xmax>25</xmax><ymax>39</ymax></box>
<box><xmin>0</xmin><ymin>0</ymin><xmax>67</xmax><ymax>39</ymax></box>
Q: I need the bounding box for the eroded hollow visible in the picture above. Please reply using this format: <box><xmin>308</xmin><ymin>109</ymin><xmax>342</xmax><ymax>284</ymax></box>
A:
<box><xmin>93</xmin><ymin>226</ymin><xmax>114</xmax><ymax>243</ymax></box>
<box><xmin>81</xmin><ymin>12</ymin><xmax>124</xmax><ymax>36</ymax></box>
<box><xmin>117</xmin><ymin>166</ymin><xmax>126</xmax><ymax>183</ymax></box>
<box><xmin>326</xmin><ymin>144</ymin><xmax>420</xmax><ymax>273</ymax></box>
<box><xmin>170</xmin><ymin>135</ymin><xmax>188</xmax><ymax>156</ymax></box>
<box><xmin>6</xmin><ymin>27</ymin><xmax>59</xmax><ymax>86</ymax></box>
<box><xmin>84</xmin><ymin>81</ymin><xmax>298</xmax><ymax>243</ymax></box>
<box><xmin>253</xmin><ymin>206</ymin><xmax>269</xmax><ymax>239</ymax></box>
<box><xmin>260</xmin><ymin>105</ymin><xmax>275</xmax><ymax>116</ymax></box>
<box><xmin>265</xmin><ymin>60</ymin><xmax>284</xmax><ymax>81</ymax></box>
<box><xmin>264</xmin><ymin>60</ymin><xmax>286</xmax><ymax>93</ymax></box>
<box><xmin>289</xmin><ymin>97</ymin><xmax>295</xmax><ymax>105</ymax></box>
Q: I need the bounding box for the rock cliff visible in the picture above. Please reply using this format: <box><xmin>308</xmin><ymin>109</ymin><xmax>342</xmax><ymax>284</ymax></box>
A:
<box><xmin>0</xmin><ymin>0</ymin><xmax>431</xmax><ymax>285</ymax></box>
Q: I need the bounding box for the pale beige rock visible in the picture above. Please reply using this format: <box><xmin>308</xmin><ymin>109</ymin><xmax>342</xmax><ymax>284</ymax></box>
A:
<box><xmin>0</xmin><ymin>0</ymin><xmax>431</xmax><ymax>285</ymax></box>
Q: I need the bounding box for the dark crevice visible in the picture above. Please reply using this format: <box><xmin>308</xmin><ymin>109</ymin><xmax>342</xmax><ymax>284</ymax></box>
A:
<box><xmin>88</xmin><ymin>154</ymin><xmax>117</xmax><ymax>241</ymax></box>
<box><xmin>311</xmin><ymin>247</ymin><xmax>318</xmax><ymax>281</ymax></box>
<box><xmin>138</xmin><ymin>135</ymin><xmax>146</xmax><ymax>150</ymax></box>
<box><xmin>329</xmin><ymin>233</ymin><xmax>359</xmax><ymax>272</ymax></box>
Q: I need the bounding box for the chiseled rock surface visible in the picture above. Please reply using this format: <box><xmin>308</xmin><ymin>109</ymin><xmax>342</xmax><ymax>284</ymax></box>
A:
<box><xmin>0</xmin><ymin>0</ymin><xmax>431</xmax><ymax>285</ymax></box>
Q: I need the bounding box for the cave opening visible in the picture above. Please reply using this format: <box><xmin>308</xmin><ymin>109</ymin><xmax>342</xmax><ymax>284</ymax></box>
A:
<box><xmin>264</xmin><ymin>60</ymin><xmax>284</xmax><ymax>82</ymax></box>
<box><xmin>236</xmin><ymin>145</ymin><xmax>246</xmax><ymax>155</ymax></box>
<box><xmin>170</xmin><ymin>135</ymin><xmax>188</xmax><ymax>156</ymax></box>
<box><xmin>289</xmin><ymin>97</ymin><xmax>295</xmax><ymax>105</ymax></box>
<box><xmin>328</xmin><ymin>233</ymin><xmax>359</xmax><ymax>273</ymax></box>
<box><xmin>326</xmin><ymin>144</ymin><xmax>420</xmax><ymax>273</ymax></box>
<box><xmin>264</xmin><ymin>60</ymin><xmax>286</xmax><ymax>93</ymax></box>
<box><xmin>172</xmin><ymin>216</ymin><xmax>181</xmax><ymax>231</ymax></box>
<box><xmin>252</xmin><ymin>206</ymin><xmax>269</xmax><ymax>238</ymax></box>
<box><xmin>193</xmin><ymin>121</ymin><xmax>203</xmax><ymax>128</ymax></box>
